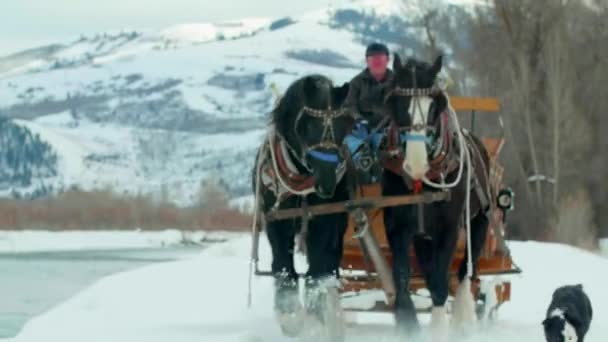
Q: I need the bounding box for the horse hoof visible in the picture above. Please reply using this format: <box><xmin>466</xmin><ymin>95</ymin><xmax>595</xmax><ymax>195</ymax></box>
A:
<box><xmin>430</xmin><ymin>306</ymin><xmax>449</xmax><ymax>342</ymax></box>
<box><xmin>451</xmin><ymin>279</ymin><xmax>478</xmax><ymax>331</ymax></box>
<box><xmin>299</xmin><ymin>314</ymin><xmax>345</xmax><ymax>342</ymax></box>
<box><xmin>274</xmin><ymin>285</ymin><xmax>304</xmax><ymax>337</ymax></box>
<box><xmin>276</xmin><ymin>308</ymin><xmax>306</xmax><ymax>337</ymax></box>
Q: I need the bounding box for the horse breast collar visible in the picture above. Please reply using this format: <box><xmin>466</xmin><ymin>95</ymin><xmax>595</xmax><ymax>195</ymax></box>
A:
<box><xmin>426</xmin><ymin>110</ymin><xmax>458</xmax><ymax>181</ymax></box>
<box><xmin>260</xmin><ymin>128</ymin><xmax>346</xmax><ymax>203</ymax></box>
<box><xmin>260</xmin><ymin>129</ymin><xmax>315</xmax><ymax>201</ymax></box>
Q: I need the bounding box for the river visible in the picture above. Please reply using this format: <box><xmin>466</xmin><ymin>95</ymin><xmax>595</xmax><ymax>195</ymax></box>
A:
<box><xmin>0</xmin><ymin>246</ymin><xmax>205</xmax><ymax>338</ymax></box>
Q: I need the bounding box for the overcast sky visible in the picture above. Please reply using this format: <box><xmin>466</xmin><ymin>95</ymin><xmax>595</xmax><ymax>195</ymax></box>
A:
<box><xmin>1</xmin><ymin>0</ymin><xmax>340</xmax><ymax>56</ymax></box>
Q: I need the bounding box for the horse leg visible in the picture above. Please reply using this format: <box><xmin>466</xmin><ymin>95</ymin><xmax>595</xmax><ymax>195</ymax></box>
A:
<box><xmin>303</xmin><ymin>204</ymin><xmax>348</xmax><ymax>342</ymax></box>
<box><xmin>453</xmin><ymin>211</ymin><xmax>490</xmax><ymax>328</ymax></box>
<box><xmin>382</xmin><ymin>173</ymin><xmax>420</xmax><ymax>338</ymax></box>
<box><xmin>386</xmin><ymin>205</ymin><xmax>421</xmax><ymax>338</ymax></box>
<box><xmin>426</xmin><ymin>211</ymin><xmax>459</xmax><ymax>342</ymax></box>
<box><xmin>266</xmin><ymin>216</ymin><xmax>303</xmax><ymax>337</ymax></box>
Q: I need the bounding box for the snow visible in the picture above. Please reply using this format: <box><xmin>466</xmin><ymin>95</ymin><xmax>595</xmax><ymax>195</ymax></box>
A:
<box><xmin>228</xmin><ymin>195</ymin><xmax>255</xmax><ymax>213</ymax></box>
<box><xmin>7</xmin><ymin>236</ymin><xmax>608</xmax><ymax>342</ymax></box>
<box><xmin>11</xmin><ymin>115</ymin><xmax>266</xmax><ymax>204</ymax></box>
<box><xmin>0</xmin><ymin>0</ymin><xmax>374</xmax><ymax>203</ymax></box>
<box><xmin>0</xmin><ymin>230</ymin><xmax>239</xmax><ymax>254</ymax></box>
<box><xmin>162</xmin><ymin>18</ymin><xmax>272</xmax><ymax>44</ymax></box>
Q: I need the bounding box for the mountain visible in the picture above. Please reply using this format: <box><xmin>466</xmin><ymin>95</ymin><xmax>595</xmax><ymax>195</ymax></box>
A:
<box><xmin>0</xmin><ymin>0</ymin><xmax>478</xmax><ymax>204</ymax></box>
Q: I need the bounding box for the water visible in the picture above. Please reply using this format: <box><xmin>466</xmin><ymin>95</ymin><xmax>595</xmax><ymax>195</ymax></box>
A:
<box><xmin>0</xmin><ymin>246</ymin><xmax>205</xmax><ymax>339</ymax></box>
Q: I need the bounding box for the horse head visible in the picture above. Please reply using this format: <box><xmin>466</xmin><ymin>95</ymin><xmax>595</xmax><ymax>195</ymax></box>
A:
<box><xmin>385</xmin><ymin>54</ymin><xmax>448</xmax><ymax>180</ymax></box>
<box><xmin>273</xmin><ymin>75</ymin><xmax>353</xmax><ymax>198</ymax></box>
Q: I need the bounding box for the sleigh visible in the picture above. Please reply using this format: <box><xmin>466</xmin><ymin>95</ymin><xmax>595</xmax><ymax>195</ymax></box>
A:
<box><xmin>254</xmin><ymin>96</ymin><xmax>520</xmax><ymax>320</ymax></box>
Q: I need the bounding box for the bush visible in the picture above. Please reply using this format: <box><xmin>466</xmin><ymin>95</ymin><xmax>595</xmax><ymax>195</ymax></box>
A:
<box><xmin>0</xmin><ymin>189</ymin><xmax>250</xmax><ymax>231</ymax></box>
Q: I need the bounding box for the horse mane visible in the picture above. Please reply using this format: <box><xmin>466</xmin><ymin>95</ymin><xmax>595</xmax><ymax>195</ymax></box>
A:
<box><xmin>270</xmin><ymin>78</ymin><xmax>301</xmax><ymax>134</ymax></box>
<box><xmin>270</xmin><ymin>75</ymin><xmax>332</xmax><ymax>135</ymax></box>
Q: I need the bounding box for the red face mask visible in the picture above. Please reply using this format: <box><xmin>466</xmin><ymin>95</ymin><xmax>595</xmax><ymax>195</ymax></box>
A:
<box><xmin>366</xmin><ymin>54</ymin><xmax>389</xmax><ymax>77</ymax></box>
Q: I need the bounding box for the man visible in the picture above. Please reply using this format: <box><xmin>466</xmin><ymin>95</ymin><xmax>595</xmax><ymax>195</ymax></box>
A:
<box><xmin>342</xmin><ymin>42</ymin><xmax>393</xmax><ymax>181</ymax></box>
<box><xmin>343</xmin><ymin>42</ymin><xmax>394</xmax><ymax>129</ymax></box>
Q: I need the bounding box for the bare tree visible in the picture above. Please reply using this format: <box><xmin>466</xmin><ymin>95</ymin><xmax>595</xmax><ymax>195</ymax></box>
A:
<box><xmin>446</xmin><ymin>0</ymin><xmax>606</xmax><ymax>239</ymax></box>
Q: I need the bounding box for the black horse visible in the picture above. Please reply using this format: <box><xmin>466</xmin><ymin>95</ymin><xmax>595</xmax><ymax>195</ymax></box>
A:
<box><xmin>380</xmin><ymin>55</ymin><xmax>492</xmax><ymax>341</ymax></box>
<box><xmin>252</xmin><ymin>75</ymin><xmax>353</xmax><ymax>339</ymax></box>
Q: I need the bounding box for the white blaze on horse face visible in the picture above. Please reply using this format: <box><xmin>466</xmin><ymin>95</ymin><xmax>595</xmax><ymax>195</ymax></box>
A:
<box><xmin>403</xmin><ymin>96</ymin><xmax>432</xmax><ymax>180</ymax></box>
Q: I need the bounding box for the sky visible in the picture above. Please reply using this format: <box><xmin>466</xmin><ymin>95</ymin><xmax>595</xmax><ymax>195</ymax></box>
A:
<box><xmin>0</xmin><ymin>0</ymin><xmax>339</xmax><ymax>56</ymax></box>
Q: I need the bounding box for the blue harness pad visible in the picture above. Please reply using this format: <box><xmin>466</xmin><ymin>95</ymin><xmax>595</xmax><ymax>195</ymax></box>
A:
<box><xmin>401</xmin><ymin>132</ymin><xmax>433</xmax><ymax>145</ymax></box>
<box><xmin>306</xmin><ymin>149</ymin><xmax>340</xmax><ymax>163</ymax></box>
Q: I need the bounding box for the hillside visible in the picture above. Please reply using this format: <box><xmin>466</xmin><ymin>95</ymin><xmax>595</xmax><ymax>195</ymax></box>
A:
<box><xmin>0</xmin><ymin>0</ymin><xmax>476</xmax><ymax>203</ymax></box>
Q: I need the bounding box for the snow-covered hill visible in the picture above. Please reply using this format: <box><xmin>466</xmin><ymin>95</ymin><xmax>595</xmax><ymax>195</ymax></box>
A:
<box><xmin>7</xmin><ymin>236</ymin><xmax>608</xmax><ymax>342</ymax></box>
<box><xmin>0</xmin><ymin>0</ymin><xmax>477</xmax><ymax>203</ymax></box>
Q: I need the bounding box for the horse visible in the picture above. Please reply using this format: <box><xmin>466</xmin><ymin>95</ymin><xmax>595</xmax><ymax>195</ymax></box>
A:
<box><xmin>379</xmin><ymin>54</ymin><xmax>492</xmax><ymax>341</ymax></box>
<box><xmin>251</xmin><ymin>74</ymin><xmax>354</xmax><ymax>340</ymax></box>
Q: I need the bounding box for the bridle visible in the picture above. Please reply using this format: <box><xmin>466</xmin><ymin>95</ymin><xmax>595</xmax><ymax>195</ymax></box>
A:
<box><xmin>294</xmin><ymin>104</ymin><xmax>353</xmax><ymax>166</ymax></box>
<box><xmin>383</xmin><ymin>66</ymin><xmax>444</xmax><ymax>148</ymax></box>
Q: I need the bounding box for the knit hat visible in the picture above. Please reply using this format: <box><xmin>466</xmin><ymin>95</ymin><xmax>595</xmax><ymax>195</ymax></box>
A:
<box><xmin>365</xmin><ymin>42</ymin><xmax>389</xmax><ymax>57</ymax></box>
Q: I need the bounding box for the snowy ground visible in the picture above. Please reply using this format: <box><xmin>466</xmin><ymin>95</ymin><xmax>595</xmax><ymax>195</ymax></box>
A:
<box><xmin>601</xmin><ymin>239</ymin><xmax>608</xmax><ymax>256</ymax></box>
<box><xmin>5</xmin><ymin>235</ymin><xmax>607</xmax><ymax>342</ymax></box>
<box><xmin>0</xmin><ymin>230</ymin><xmax>239</xmax><ymax>254</ymax></box>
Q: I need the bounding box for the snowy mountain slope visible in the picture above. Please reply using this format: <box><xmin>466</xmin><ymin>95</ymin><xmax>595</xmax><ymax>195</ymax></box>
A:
<box><xmin>9</xmin><ymin>112</ymin><xmax>265</xmax><ymax>203</ymax></box>
<box><xmin>8</xmin><ymin>237</ymin><xmax>608</xmax><ymax>342</ymax></box>
<box><xmin>0</xmin><ymin>119</ymin><xmax>58</xmax><ymax>197</ymax></box>
<box><xmin>0</xmin><ymin>0</ymin><xmax>480</xmax><ymax>202</ymax></box>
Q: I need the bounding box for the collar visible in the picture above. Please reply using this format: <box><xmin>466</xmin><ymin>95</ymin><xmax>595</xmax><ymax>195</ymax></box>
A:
<box><xmin>362</xmin><ymin>68</ymin><xmax>394</xmax><ymax>83</ymax></box>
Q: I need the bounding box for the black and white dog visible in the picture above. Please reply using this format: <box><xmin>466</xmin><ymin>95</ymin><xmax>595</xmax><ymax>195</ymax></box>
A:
<box><xmin>543</xmin><ymin>284</ymin><xmax>593</xmax><ymax>342</ymax></box>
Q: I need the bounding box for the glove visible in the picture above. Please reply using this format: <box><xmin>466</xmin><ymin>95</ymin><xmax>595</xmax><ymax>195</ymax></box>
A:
<box><xmin>352</xmin><ymin>119</ymin><xmax>369</xmax><ymax>139</ymax></box>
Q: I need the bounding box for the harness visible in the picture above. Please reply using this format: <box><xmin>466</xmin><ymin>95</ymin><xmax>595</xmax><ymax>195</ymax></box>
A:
<box><xmin>382</xmin><ymin>65</ymin><xmax>493</xmax><ymax>280</ymax></box>
<box><xmin>259</xmin><ymin>130</ymin><xmax>329</xmax><ymax>204</ymax></box>
<box><xmin>295</xmin><ymin>105</ymin><xmax>350</xmax><ymax>164</ymax></box>
<box><xmin>259</xmin><ymin>100</ymin><xmax>350</xmax><ymax>206</ymax></box>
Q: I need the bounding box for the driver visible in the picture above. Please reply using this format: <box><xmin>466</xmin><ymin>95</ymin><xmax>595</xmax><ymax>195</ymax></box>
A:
<box><xmin>342</xmin><ymin>42</ymin><xmax>394</xmax><ymax>181</ymax></box>
<box><xmin>343</xmin><ymin>42</ymin><xmax>394</xmax><ymax>130</ymax></box>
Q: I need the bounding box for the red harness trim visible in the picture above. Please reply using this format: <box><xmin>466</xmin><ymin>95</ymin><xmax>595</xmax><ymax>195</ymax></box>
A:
<box><xmin>427</xmin><ymin>111</ymin><xmax>454</xmax><ymax>181</ymax></box>
<box><xmin>413</xmin><ymin>180</ymin><xmax>423</xmax><ymax>194</ymax></box>
<box><xmin>271</xmin><ymin>135</ymin><xmax>315</xmax><ymax>192</ymax></box>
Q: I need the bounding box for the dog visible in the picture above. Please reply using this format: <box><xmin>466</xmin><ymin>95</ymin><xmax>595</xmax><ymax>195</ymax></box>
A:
<box><xmin>543</xmin><ymin>284</ymin><xmax>593</xmax><ymax>342</ymax></box>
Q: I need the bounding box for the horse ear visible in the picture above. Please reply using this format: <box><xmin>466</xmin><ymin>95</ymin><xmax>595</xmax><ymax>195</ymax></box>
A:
<box><xmin>333</xmin><ymin>82</ymin><xmax>350</xmax><ymax>105</ymax></box>
<box><xmin>303</xmin><ymin>76</ymin><xmax>318</xmax><ymax>94</ymax></box>
<box><xmin>430</xmin><ymin>54</ymin><xmax>443</xmax><ymax>76</ymax></box>
<box><xmin>393</xmin><ymin>53</ymin><xmax>402</xmax><ymax>71</ymax></box>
